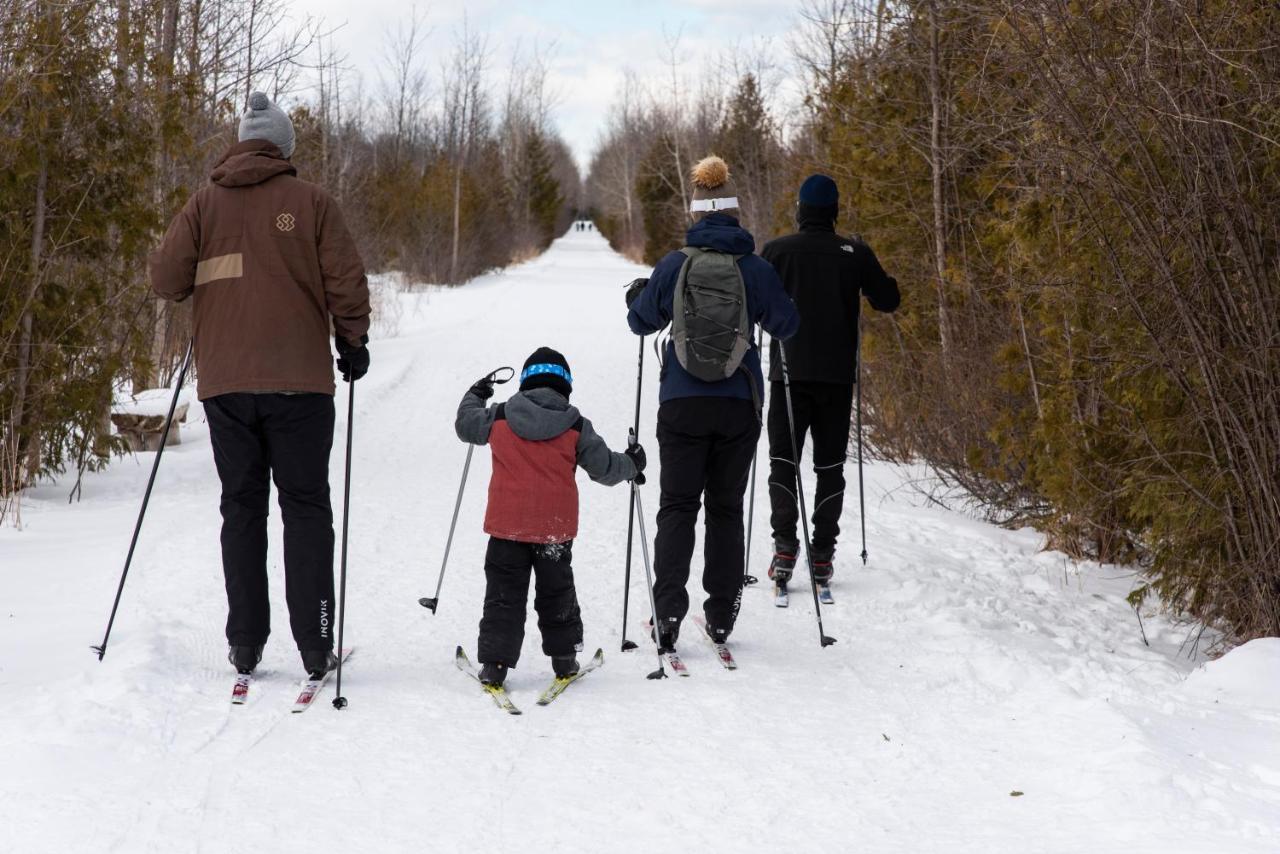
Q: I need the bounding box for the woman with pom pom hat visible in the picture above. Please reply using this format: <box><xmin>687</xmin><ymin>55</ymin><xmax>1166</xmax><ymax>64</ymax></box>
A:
<box><xmin>625</xmin><ymin>155</ymin><xmax>800</xmax><ymax>655</ymax></box>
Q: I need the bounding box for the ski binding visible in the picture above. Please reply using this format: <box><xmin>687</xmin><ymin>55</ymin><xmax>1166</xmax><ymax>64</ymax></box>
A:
<box><xmin>693</xmin><ymin>615</ymin><xmax>737</xmax><ymax>670</ymax></box>
<box><xmin>292</xmin><ymin>647</ymin><xmax>353</xmax><ymax>713</ymax></box>
<box><xmin>455</xmin><ymin>646</ymin><xmax>522</xmax><ymax>715</ymax></box>
<box><xmin>536</xmin><ymin>648</ymin><xmax>605</xmax><ymax>706</ymax></box>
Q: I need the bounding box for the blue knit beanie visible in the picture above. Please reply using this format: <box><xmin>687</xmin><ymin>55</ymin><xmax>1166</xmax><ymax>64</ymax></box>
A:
<box><xmin>798</xmin><ymin>174</ymin><xmax>839</xmax><ymax>208</ymax></box>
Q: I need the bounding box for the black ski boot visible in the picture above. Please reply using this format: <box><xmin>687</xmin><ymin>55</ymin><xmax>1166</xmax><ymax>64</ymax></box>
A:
<box><xmin>649</xmin><ymin>616</ymin><xmax>681</xmax><ymax>653</ymax></box>
<box><xmin>552</xmin><ymin>655</ymin><xmax>579</xmax><ymax>679</ymax></box>
<box><xmin>812</xmin><ymin>548</ymin><xmax>835</xmax><ymax>585</ymax></box>
<box><xmin>769</xmin><ymin>540</ymin><xmax>798</xmax><ymax>586</ymax></box>
<box><xmin>228</xmin><ymin>644</ymin><xmax>264</xmax><ymax>675</ymax></box>
<box><xmin>300</xmin><ymin>648</ymin><xmax>338</xmax><ymax>679</ymax></box>
<box><xmin>703</xmin><ymin>618</ymin><xmax>731</xmax><ymax>646</ymax></box>
<box><xmin>479</xmin><ymin>662</ymin><xmax>508</xmax><ymax>687</ymax></box>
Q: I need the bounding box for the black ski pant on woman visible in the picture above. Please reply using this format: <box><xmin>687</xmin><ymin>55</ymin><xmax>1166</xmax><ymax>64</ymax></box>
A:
<box><xmin>205</xmin><ymin>392</ymin><xmax>336</xmax><ymax>652</ymax></box>
<box><xmin>653</xmin><ymin>397</ymin><xmax>760</xmax><ymax>639</ymax></box>
<box><xmin>478</xmin><ymin>537</ymin><xmax>583</xmax><ymax>668</ymax></box>
<box><xmin>767</xmin><ymin>380</ymin><xmax>855</xmax><ymax>555</ymax></box>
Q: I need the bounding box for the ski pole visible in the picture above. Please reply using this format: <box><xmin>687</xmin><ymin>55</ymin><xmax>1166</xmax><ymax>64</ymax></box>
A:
<box><xmin>629</xmin><ymin>429</ymin><xmax>666</xmax><ymax>679</ymax></box>
<box><xmin>855</xmin><ymin>316</ymin><xmax>868</xmax><ymax>566</ymax></box>
<box><xmin>419</xmin><ymin>366</ymin><xmax>515</xmax><ymax>613</ymax></box>
<box><xmin>779</xmin><ymin>344</ymin><xmax>836</xmax><ymax>648</ymax></box>
<box><xmin>92</xmin><ymin>339</ymin><xmax>194</xmax><ymax>661</ymax></box>
<box><xmin>620</xmin><ymin>335</ymin><xmax>645</xmax><ymax>651</ymax></box>
<box><xmin>742</xmin><ymin>329</ymin><xmax>765</xmax><ymax>586</ymax></box>
<box><xmin>333</xmin><ymin>376</ymin><xmax>356</xmax><ymax>710</ymax></box>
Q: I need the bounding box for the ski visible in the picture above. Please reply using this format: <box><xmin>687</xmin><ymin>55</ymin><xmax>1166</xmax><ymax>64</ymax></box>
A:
<box><xmin>774</xmin><ymin>582</ymin><xmax>790</xmax><ymax>608</ymax></box>
<box><xmin>818</xmin><ymin>583</ymin><xmax>834</xmax><ymax>605</ymax></box>
<box><xmin>455</xmin><ymin>646</ymin><xmax>522</xmax><ymax>715</ymax></box>
<box><xmin>640</xmin><ymin>621</ymin><xmax>690</xmax><ymax>676</ymax></box>
<box><xmin>535</xmin><ymin>648</ymin><xmax>605</xmax><ymax>706</ymax></box>
<box><xmin>692</xmin><ymin>615</ymin><xmax>738</xmax><ymax>670</ymax></box>
<box><xmin>231</xmin><ymin>673</ymin><xmax>251</xmax><ymax>705</ymax></box>
<box><xmin>662</xmin><ymin>650</ymin><xmax>690</xmax><ymax>676</ymax></box>
<box><xmin>291</xmin><ymin>647</ymin><xmax>353</xmax><ymax>713</ymax></box>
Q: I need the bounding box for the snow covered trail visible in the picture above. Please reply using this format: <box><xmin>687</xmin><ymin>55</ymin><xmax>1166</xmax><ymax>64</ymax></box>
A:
<box><xmin>3</xmin><ymin>228</ymin><xmax>1279</xmax><ymax>854</ymax></box>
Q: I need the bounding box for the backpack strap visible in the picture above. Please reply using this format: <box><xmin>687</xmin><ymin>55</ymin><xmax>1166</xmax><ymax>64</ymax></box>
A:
<box><xmin>495</xmin><ymin>403</ymin><xmax>507</xmax><ymax>422</ymax></box>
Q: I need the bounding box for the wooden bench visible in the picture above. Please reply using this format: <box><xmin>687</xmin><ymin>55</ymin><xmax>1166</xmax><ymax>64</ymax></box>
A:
<box><xmin>111</xmin><ymin>391</ymin><xmax>190</xmax><ymax>453</ymax></box>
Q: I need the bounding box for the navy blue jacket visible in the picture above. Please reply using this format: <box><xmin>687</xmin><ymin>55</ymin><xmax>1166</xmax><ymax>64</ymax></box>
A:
<box><xmin>627</xmin><ymin>214</ymin><xmax>800</xmax><ymax>404</ymax></box>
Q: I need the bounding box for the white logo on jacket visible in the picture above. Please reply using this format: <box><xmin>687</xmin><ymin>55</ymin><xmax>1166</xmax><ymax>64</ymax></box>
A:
<box><xmin>841</xmin><ymin>244</ymin><xmax>855</xmax><ymax>253</ymax></box>
<box><xmin>276</xmin><ymin>213</ymin><xmax>296</xmax><ymax>232</ymax></box>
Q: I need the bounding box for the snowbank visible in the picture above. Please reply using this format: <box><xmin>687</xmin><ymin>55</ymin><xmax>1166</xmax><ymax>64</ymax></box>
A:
<box><xmin>1183</xmin><ymin>638</ymin><xmax>1280</xmax><ymax>711</ymax></box>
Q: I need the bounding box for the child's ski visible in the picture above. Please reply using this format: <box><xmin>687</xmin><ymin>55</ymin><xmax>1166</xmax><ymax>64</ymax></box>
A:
<box><xmin>640</xmin><ymin>621</ymin><xmax>691</xmax><ymax>676</ymax></box>
<box><xmin>535</xmin><ymin>648</ymin><xmax>605</xmax><ymax>706</ymax></box>
<box><xmin>692</xmin><ymin>615</ymin><xmax>738</xmax><ymax>670</ymax></box>
<box><xmin>818</xmin><ymin>583</ymin><xmax>834</xmax><ymax>605</ymax></box>
<box><xmin>231</xmin><ymin>673</ymin><xmax>251</xmax><ymax>705</ymax></box>
<box><xmin>292</xmin><ymin>647</ymin><xmax>353</xmax><ymax>713</ymax></box>
<box><xmin>455</xmin><ymin>646</ymin><xmax>522</xmax><ymax>715</ymax></box>
<box><xmin>774</xmin><ymin>582</ymin><xmax>790</xmax><ymax>608</ymax></box>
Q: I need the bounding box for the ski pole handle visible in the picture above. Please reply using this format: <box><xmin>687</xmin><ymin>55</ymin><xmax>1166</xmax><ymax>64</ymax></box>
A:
<box><xmin>486</xmin><ymin>366</ymin><xmax>516</xmax><ymax>385</ymax></box>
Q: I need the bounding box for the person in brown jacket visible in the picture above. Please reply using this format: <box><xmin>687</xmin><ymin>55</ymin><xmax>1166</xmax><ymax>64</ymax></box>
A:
<box><xmin>149</xmin><ymin>91</ymin><xmax>371</xmax><ymax>680</ymax></box>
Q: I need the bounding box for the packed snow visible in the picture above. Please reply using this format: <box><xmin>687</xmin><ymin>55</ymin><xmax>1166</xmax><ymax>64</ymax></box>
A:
<box><xmin>2</xmin><ymin>229</ymin><xmax>1278</xmax><ymax>853</ymax></box>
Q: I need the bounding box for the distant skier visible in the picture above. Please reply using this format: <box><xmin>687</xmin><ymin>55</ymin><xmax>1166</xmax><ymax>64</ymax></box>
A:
<box><xmin>455</xmin><ymin>347</ymin><xmax>646</xmax><ymax>687</ymax></box>
<box><xmin>149</xmin><ymin>92</ymin><xmax>371</xmax><ymax>679</ymax></box>
<box><xmin>761</xmin><ymin>175</ymin><xmax>900</xmax><ymax>593</ymax></box>
<box><xmin>625</xmin><ymin>156</ymin><xmax>799</xmax><ymax>654</ymax></box>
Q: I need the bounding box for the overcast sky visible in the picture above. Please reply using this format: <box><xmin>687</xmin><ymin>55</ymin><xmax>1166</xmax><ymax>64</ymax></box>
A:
<box><xmin>287</xmin><ymin>0</ymin><xmax>808</xmax><ymax>170</ymax></box>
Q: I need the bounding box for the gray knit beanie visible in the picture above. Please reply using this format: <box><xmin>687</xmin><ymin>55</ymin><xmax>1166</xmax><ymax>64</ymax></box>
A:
<box><xmin>238</xmin><ymin>91</ymin><xmax>295</xmax><ymax>158</ymax></box>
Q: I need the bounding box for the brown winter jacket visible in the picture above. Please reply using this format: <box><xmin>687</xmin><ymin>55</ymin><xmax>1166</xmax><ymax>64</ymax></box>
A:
<box><xmin>149</xmin><ymin>139</ymin><xmax>371</xmax><ymax>400</ymax></box>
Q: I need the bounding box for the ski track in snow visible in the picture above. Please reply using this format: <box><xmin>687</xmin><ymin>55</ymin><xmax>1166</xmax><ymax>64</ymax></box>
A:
<box><xmin>2</xmin><ymin>229</ymin><xmax>1278</xmax><ymax>853</ymax></box>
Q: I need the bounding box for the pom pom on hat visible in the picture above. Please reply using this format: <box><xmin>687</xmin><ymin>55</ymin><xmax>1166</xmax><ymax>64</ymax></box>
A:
<box><xmin>691</xmin><ymin>156</ymin><xmax>730</xmax><ymax>190</ymax></box>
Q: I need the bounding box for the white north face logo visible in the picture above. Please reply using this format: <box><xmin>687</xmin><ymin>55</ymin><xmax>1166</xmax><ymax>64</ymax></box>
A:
<box><xmin>841</xmin><ymin>244</ymin><xmax>855</xmax><ymax>253</ymax></box>
<box><xmin>276</xmin><ymin>213</ymin><xmax>296</xmax><ymax>232</ymax></box>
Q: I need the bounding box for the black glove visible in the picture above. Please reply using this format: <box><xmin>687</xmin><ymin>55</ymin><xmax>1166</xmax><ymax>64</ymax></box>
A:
<box><xmin>625</xmin><ymin>443</ymin><xmax>647</xmax><ymax>483</ymax></box>
<box><xmin>335</xmin><ymin>335</ymin><xmax>369</xmax><ymax>382</ymax></box>
<box><xmin>469</xmin><ymin>379</ymin><xmax>495</xmax><ymax>400</ymax></box>
<box><xmin>624</xmin><ymin>278</ymin><xmax>648</xmax><ymax>308</ymax></box>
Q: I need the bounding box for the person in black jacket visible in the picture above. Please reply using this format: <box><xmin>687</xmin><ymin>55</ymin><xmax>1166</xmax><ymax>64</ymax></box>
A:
<box><xmin>760</xmin><ymin>174</ymin><xmax>900</xmax><ymax>591</ymax></box>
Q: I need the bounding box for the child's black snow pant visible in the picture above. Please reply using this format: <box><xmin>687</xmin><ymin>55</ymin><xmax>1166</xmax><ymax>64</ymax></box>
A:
<box><xmin>767</xmin><ymin>380</ymin><xmax>854</xmax><ymax>555</ymax></box>
<box><xmin>478</xmin><ymin>536</ymin><xmax>583</xmax><ymax>668</ymax></box>
<box><xmin>205</xmin><ymin>392</ymin><xmax>336</xmax><ymax>653</ymax></box>
<box><xmin>652</xmin><ymin>397</ymin><xmax>760</xmax><ymax>640</ymax></box>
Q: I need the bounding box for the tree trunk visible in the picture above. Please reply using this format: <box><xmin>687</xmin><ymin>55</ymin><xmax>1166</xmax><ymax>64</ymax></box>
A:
<box><xmin>147</xmin><ymin>0</ymin><xmax>180</xmax><ymax>387</ymax></box>
<box><xmin>928</xmin><ymin>0</ymin><xmax>950</xmax><ymax>359</ymax></box>
<box><xmin>451</xmin><ymin>162</ymin><xmax>463</xmax><ymax>281</ymax></box>
<box><xmin>13</xmin><ymin>155</ymin><xmax>48</xmax><ymax>488</ymax></box>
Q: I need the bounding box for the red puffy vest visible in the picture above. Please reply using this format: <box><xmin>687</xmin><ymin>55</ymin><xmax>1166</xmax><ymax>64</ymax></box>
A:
<box><xmin>483</xmin><ymin>406</ymin><xmax>583</xmax><ymax>544</ymax></box>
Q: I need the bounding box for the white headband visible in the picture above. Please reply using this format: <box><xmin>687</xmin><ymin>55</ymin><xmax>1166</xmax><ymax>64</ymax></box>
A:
<box><xmin>689</xmin><ymin>197</ymin><xmax>739</xmax><ymax>213</ymax></box>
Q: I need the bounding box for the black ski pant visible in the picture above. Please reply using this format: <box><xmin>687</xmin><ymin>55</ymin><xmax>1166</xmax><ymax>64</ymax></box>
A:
<box><xmin>478</xmin><ymin>537</ymin><xmax>583</xmax><ymax>668</ymax></box>
<box><xmin>652</xmin><ymin>397</ymin><xmax>759</xmax><ymax>638</ymax></box>
<box><xmin>767</xmin><ymin>380</ymin><xmax>854</xmax><ymax>555</ymax></box>
<box><xmin>206</xmin><ymin>393</ymin><xmax>336</xmax><ymax>652</ymax></box>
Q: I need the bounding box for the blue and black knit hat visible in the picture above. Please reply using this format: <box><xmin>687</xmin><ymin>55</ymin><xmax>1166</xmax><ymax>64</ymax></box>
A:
<box><xmin>520</xmin><ymin>347</ymin><xmax>573</xmax><ymax>398</ymax></box>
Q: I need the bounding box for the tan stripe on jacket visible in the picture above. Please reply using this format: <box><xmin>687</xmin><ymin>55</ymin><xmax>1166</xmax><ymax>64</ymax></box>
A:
<box><xmin>194</xmin><ymin>253</ymin><xmax>243</xmax><ymax>287</ymax></box>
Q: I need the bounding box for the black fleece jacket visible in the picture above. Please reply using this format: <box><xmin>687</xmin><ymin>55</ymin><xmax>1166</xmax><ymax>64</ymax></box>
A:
<box><xmin>761</xmin><ymin>207</ymin><xmax>900</xmax><ymax>384</ymax></box>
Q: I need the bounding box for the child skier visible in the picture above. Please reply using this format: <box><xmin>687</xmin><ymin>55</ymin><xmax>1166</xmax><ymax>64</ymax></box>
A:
<box><xmin>455</xmin><ymin>347</ymin><xmax>646</xmax><ymax>686</ymax></box>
